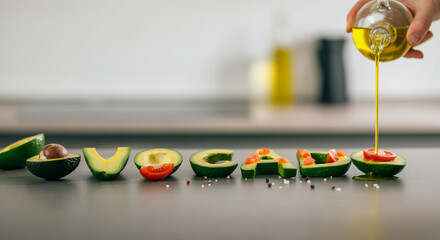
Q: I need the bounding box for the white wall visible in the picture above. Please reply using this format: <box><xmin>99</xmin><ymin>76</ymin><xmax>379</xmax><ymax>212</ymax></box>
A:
<box><xmin>0</xmin><ymin>0</ymin><xmax>439</xmax><ymax>101</ymax></box>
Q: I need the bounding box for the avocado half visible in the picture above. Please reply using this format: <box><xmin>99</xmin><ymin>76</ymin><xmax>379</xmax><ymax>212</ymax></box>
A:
<box><xmin>0</xmin><ymin>134</ymin><xmax>45</xmax><ymax>169</ymax></box>
<box><xmin>190</xmin><ymin>149</ymin><xmax>237</xmax><ymax>178</ymax></box>
<box><xmin>134</xmin><ymin>148</ymin><xmax>182</xmax><ymax>174</ymax></box>
<box><xmin>26</xmin><ymin>154</ymin><xmax>80</xmax><ymax>180</ymax></box>
<box><xmin>351</xmin><ymin>150</ymin><xmax>406</xmax><ymax>177</ymax></box>
<box><xmin>297</xmin><ymin>152</ymin><xmax>351</xmax><ymax>178</ymax></box>
<box><xmin>240</xmin><ymin>149</ymin><xmax>297</xmax><ymax>178</ymax></box>
<box><xmin>83</xmin><ymin>147</ymin><xmax>130</xmax><ymax>180</ymax></box>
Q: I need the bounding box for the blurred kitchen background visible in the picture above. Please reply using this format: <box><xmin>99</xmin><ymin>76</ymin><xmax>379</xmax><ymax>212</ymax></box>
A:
<box><xmin>1</xmin><ymin>0</ymin><xmax>439</xmax><ymax>149</ymax></box>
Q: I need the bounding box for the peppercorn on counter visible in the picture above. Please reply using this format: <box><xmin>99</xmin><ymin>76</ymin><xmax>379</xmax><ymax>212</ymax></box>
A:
<box><xmin>1</xmin><ymin>148</ymin><xmax>439</xmax><ymax>240</ymax></box>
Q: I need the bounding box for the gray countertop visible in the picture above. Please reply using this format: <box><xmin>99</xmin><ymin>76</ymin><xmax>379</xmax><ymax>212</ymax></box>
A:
<box><xmin>1</xmin><ymin>148</ymin><xmax>439</xmax><ymax>240</ymax></box>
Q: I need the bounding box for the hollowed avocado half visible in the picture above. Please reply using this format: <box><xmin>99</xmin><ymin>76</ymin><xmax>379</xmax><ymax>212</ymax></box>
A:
<box><xmin>190</xmin><ymin>149</ymin><xmax>237</xmax><ymax>178</ymax></box>
<box><xmin>83</xmin><ymin>147</ymin><xmax>131</xmax><ymax>180</ymax></box>
<box><xmin>240</xmin><ymin>149</ymin><xmax>297</xmax><ymax>178</ymax></box>
<box><xmin>351</xmin><ymin>150</ymin><xmax>406</xmax><ymax>177</ymax></box>
<box><xmin>297</xmin><ymin>152</ymin><xmax>351</xmax><ymax>177</ymax></box>
<box><xmin>134</xmin><ymin>148</ymin><xmax>182</xmax><ymax>175</ymax></box>
<box><xmin>26</xmin><ymin>154</ymin><xmax>80</xmax><ymax>180</ymax></box>
<box><xmin>0</xmin><ymin>134</ymin><xmax>45</xmax><ymax>169</ymax></box>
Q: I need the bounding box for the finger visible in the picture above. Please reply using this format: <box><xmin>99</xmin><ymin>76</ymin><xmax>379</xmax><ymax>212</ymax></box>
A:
<box><xmin>346</xmin><ymin>0</ymin><xmax>371</xmax><ymax>33</ymax></box>
<box><xmin>407</xmin><ymin>4</ymin><xmax>435</xmax><ymax>46</ymax></box>
<box><xmin>404</xmin><ymin>49</ymin><xmax>424</xmax><ymax>58</ymax></box>
<box><xmin>418</xmin><ymin>31</ymin><xmax>433</xmax><ymax>45</ymax></box>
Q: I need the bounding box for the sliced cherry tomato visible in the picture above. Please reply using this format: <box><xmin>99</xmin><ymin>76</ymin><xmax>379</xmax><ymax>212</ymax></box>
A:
<box><xmin>327</xmin><ymin>149</ymin><xmax>337</xmax><ymax>163</ymax></box>
<box><xmin>245</xmin><ymin>153</ymin><xmax>260</xmax><ymax>164</ymax></box>
<box><xmin>297</xmin><ymin>149</ymin><xmax>311</xmax><ymax>158</ymax></box>
<box><xmin>303</xmin><ymin>157</ymin><xmax>315</xmax><ymax>165</ymax></box>
<box><xmin>277</xmin><ymin>158</ymin><xmax>289</xmax><ymax>164</ymax></box>
<box><xmin>337</xmin><ymin>150</ymin><xmax>346</xmax><ymax>157</ymax></box>
<box><xmin>140</xmin><ymin>163</ymin><xmax>174</xmax><ymax>181</ymax></box>
<box><xmin>258</xmin><ymin>148</ymin><xmax>271</xmax><ymax>155</ymax></box>
<box><xmin>363</xmin><ymin>149</ymin><xmax>397</xmax><ymax>162</ymax></box>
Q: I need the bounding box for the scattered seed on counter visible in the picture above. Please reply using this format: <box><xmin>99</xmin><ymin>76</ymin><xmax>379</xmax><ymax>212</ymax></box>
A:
<box><xmin>307</xmin><ymin>180</ymin><xmax>311</xmax><ymax>184</ymax></box>
<box><xmin>310</xmin><ymin>185</ymin><xmax>315</xmax><ymax>190</ymax></box>
<box><xmin>227</xmin><ymin>176</ymin><xmax>230</xmax><ymax>180</ymax></box>
<box><xmin>331</xmin><ymin>185</ymin><xmax>336</xmax><ymax>190</ymax></box>
<box><xmin>207</xmin><ymin>180</ymin><xmax>212</xmax><ymax>184</ymax></box>
<box><xmin>272</xmin><ymin>182</ymin><xmax>276</xmax><ymax>186</ymax></box>
<box><xmin>245</xmin><ymin>178</ymin><xmax>248</xmax><ymax>181</ymax></box>
<box><xmin>204</xmin><ymin>176</ymin><xmax>208</xmax><ymax>180</ymax></box>
<box><xmin>375</xmin><ymin>185</ymin><xmax>380</xmax><ymax>189</ymax></box>
<box><xmin>265</xmin><ymin>178</ymin><xmax>270</xmax><ymax>183</ymax></box>
<box><xmin>278</xmin><ymin>186</ymin><xmax>283</xmax><ymax>189</ymax></box>
<box><xmin>208</xmin><ymin>183</ymin><xmax>211</xmax><ymax>187</ymax></box>
<box><xmin>365</xmin><ymin>184</ymin><xmax>368</xmax><ymax>188</ymax></box>
<box><xmin>166</xmin><ymin>185</ymin><xmax>170</xmax><ymax>188</ymax></box>
<box><xmin>202</xmin><ymin>184</ymin><xmax>205</xmax><ymax>188</ymax></box>
<box><xmin>278</xmin><ymin>176</ymin><xmax>281</xmax><ymax>179</ymax></box>
<box><xmin>268</xmin><ymin>183</ymin><xmax>272</xmax><ymax>188</ymax></box>
<box><xmin>283</xmin><ymin>179</ymin><xmax>290</xmax><ymax>185</ymax></box>
<box><xmin>335</xmin><ymin>187</ymin><xmax>342</xmax><ymax>192</ymax></box>
<box><xmin>186</xmin><ymin>180</ymin><xmax>190</xmax><ymax>185</ymax></box>
<box><xmin>323</xmin><ymin>178</ymin><xmax>327</xmax><ymax>182</ymax></box>
<box><xmin>299</xmin><ymin>181</ymin><xmax>303</xmax><ymax>183</ymax></box>
<box><xmin>330</xmin><ymin>176</ymin><xmax>333</xmax><ymax>179</ymax></box>
<box><xmin>305</xmin><ymin>177</ymin><xmax>310</xmax><ymax>181</ymax></box>
<box><xmin>215</xmin><ymin>179</ymin><xmax>218</xmax><ymax>182</ymax></box>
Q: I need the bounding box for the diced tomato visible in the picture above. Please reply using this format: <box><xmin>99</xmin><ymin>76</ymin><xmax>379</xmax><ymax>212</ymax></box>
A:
<box><xmin>277</xmin><ymin>158</ymin><xmax>289</xmax><ymax>164</ymax></box>
<box><xmin>327</xmin><ymin>149</ymin><xmax>337</xmax><ymax>163</ymax></box>
<box><xmin>297</xmin><ymin>149</ymin><xmax>311</xmax><ymax>158</ymax></box>
<box><xmin>363</xmin><ymin>149</ymin><xmax>397</xmax><ymax>162</ymax></box>
<box><xmin>258</xmin><ymin>148</ymin><xmax>271</xmax><ymax>155</ymax></box>
<box><xmin>245</xmin><ymin>153</ymin><xmax>260</xmax><ymax>164</ymax></box>
<box><xmin>303</xmin><ymin>157</ymin><xmax>315</xmax><ymax>165</ymax></box>
<box><xmin>140</xmin><ymin>163</ymin><xmax>174</xmax><ymax>181</ymax></box>
<box><xmin>337</xmin><ymin>150</ymin><xmax>346</xmax><ymax>157</ymax></box>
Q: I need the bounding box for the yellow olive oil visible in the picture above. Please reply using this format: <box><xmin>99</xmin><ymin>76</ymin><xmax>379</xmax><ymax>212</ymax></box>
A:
<box><xmin>270</xmin><ymin>46</ymin><xmax>293</xmax><ymax>105</ymax></box>
<box><xmin>352</xmin><ymin>27</ymin><xmax>410</xmax><ymax>62</ymax></box>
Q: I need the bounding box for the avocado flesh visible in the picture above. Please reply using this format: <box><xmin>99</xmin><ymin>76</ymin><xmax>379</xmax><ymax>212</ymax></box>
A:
<box><xmin>26</xmin><ymin>154</ymin><xmax>80</xmax><ymax>180</ymax></box>
<box><xmin>240</xmin><ymin>149</ymin><xmax>297</xmax><ymax>178</ymax></box>
<box><xmin>83</xmin><ymin>147</ymin><xmax>130</xmax><ymax>180</ymax></box>
<box><xmin>297</xmin><ymin>152</ymin><xmax>351</xmax><ymax>177</ymax></box>
<box><xmin>134</xmin><ymin>148</ymin><xmax>182</xmax><ymax>174</ymax></box>
<box><xmin>350</xmin><ymin>150</ymin><xmax>406</xmax><ymax>177</ymax></box>
<box><xmin>190</xmin><ymin>149</ymin><xmax>237</xmax><ymax>178</ymax></box>
<box><xmin>0</xmin><ymin>134</ymin><xmax>45</xmax><ymax>169</ymax></box>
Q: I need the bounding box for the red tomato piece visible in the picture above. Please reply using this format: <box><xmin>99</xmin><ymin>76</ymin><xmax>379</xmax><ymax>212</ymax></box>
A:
<box><xmin>363</xmin><ymin>149</ymin><xmax>397</xmax><ymax>162</ymax></box>
<box><xmin>277</xmin><ymin>158</ymin><xmax>289</xmax><ymax>164</ymax></box>
<box><xmin>337</xmin><ymin>150</ymin><xmax>346</xmax><ymax>157</ymax></box>
<box><xmin>327</xmin><ymin>149</ymin><xmax>337</xmax><ymax>163</ymax></box>
<box><xmin>303</xmin><ymin>157</ymin><xmax>315</xmax><ymax>165</ymax></box>
<box><xmin>245</xmin><ymin>154</ymin><xmax>260</xmax><ymax>164</ymax></box>
<box><xmin>297</xmin><ymin>149</ymin><xmax>311</xmax><ymax>158</ymax></box>
<box><xmin>140</xmin><ymin>163</ymin><xmax>174</xmax><ymax>181</ymax></box>
<box><xmin>258</xmin><ymin>148</ymin><xmax>271</xmax><ymax>155</ymax></box>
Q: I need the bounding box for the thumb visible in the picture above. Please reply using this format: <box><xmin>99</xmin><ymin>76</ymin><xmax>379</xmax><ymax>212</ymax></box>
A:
<box><xmin>407</xmin><ymin>5</ymin><xmax>435</xmax><ymax>46</ymax></box>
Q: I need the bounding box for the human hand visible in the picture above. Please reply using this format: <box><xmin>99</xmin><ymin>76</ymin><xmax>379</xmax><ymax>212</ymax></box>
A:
<box><xmin>346</xmin><ymin>0</ymin><xmax>440</xmax><ymax>58</ymax></box>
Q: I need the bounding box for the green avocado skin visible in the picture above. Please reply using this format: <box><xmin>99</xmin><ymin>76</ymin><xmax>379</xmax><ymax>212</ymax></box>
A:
<box><xmin>191</xmin><ymin>163</ymin><xmax>238</xmax><ymax>178</ymax></box>
<box><xmin>240</xmin><ymin>149</ymin><xmax>297</xmax><ymax>178</ymax></box>
<box><xmin>0</xmin><ymin>134</ymin><xmax>45</xmax><ymax>169</ymax></box>
<box><xmin>84</xmin><ymin>148</ymin><xmax>130</xmax><ymax>181</ymax></box>
<box><xmin>190</xmin><ymin>151</ymin><xmax>238</xmax><ymax>178</ymax></box>
<box><xmin>26</xmin><ymin>156</ymin><xmax>80</xmax><ymax>180</ymax></box>
<box><xmin>299</xmin><ymin>162</ymin><xmax>351</xmax><ymax>178</ymax></box>
<box><xmin>297</xmin><ymin>152</ymin><xmax>351</xmax><ymax>178</ymax></box>
<box><xmin>351</xmin><ymin>158</ymin><xmax>405</xmax><ymax>177</ymax></box>
<box><xmin>133</xmin><ymin>148</ymin><xmax>182</xmax><ymax>175</ymax></box>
